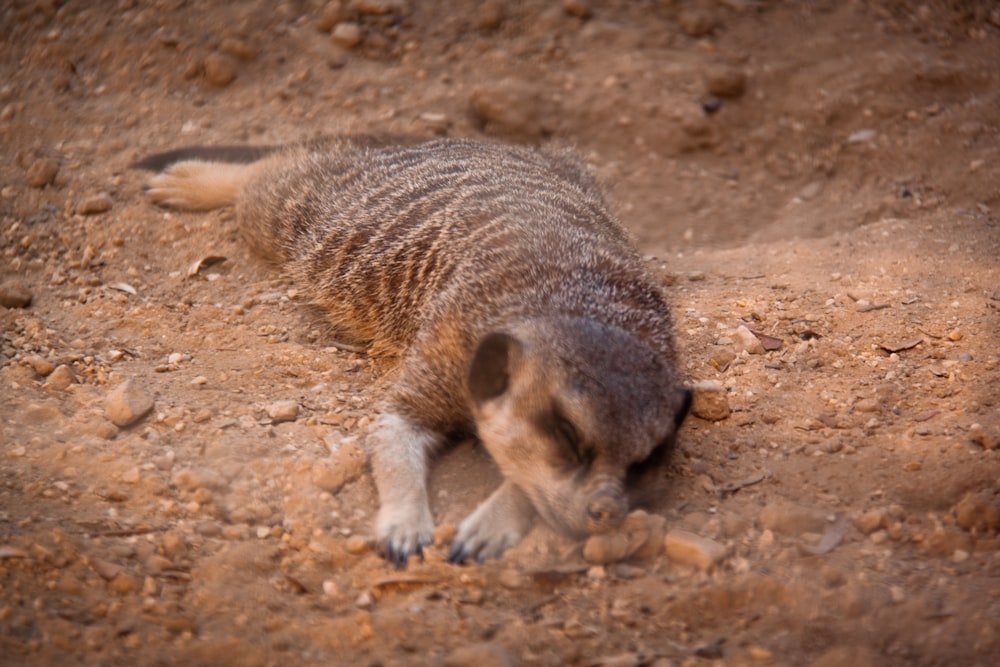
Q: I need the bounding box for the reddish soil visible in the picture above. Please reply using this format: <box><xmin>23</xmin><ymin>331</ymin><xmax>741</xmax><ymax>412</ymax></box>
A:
<box><xmin>2</xmin><ymin>1</ymin><xmax>999</xmax><ymax>666</ymax></box>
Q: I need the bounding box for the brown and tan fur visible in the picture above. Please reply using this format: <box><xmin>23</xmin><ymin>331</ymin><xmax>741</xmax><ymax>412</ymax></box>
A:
<box><xmin>137</xmin><ymin>136</ymin><xmax>690</xmax><ymax>567</ymax></box>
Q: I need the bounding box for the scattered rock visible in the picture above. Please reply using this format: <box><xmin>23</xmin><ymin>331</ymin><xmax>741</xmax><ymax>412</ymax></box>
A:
<box><xmin>354</xmin><ymin>0</ymin><xmax>406</xmax><ymax>14</ymax></box>
<box><xmin>77</xmin><ymin>193</ymin><xmax>113</xmax><ymax>215</ymax></box>
<box><xmin>497</xmin><ymin>569</ymin><xmax>526</xmax><ymax>589</ymax></box>
<box><xmin>25</xmin><ymin>355</ymin><xmax>54</xmax><ymax>376</ymax></box>
<box><xmin>854</xmin><ymin>509</ymin><xmax>886</xmax><ymax>535</ymax></box>
<box><xmin>583</xmin><ymin>511</ymin><xmax>656</xmax><ymax>564</ymax></box>
<box><xmin>25</xmin><ymin>158</ymin><xmax>59</xmax><ymax>188</ymax></box>
<box><xmin>108</xmin><ymin>572</ymin><xmax>140</xmax><ymax>595</ymax></box>
<box><xmin>44</xmin><ymin>364</ymin><xmax>76</xmax><ymax>391</ymax></box>
<box><xmin>220</xmin><ymin>37</ymin><xmax>256</xmax><ymax>62</ymax></box>
<box><xmin>809</xmin><ymin>646</ymin><xmax>881</xmax><ymax>667</ymax></box>
<box><xmin>267</xmin><ymin>400</ymin><xmax>299</xmax><ymax>423</ymax></box>
<box><xmin>853</xmin><ymin>398</ymin><xmax>879</xmax><ymax>413</ymax></box>
<box><xmin>443</xmin><ymin>642</ymin><xmax>516</xmax><ymax>667</ymax></box>
<box><xmin>733</xmin><ymin>325</ymin><xmax>765</xmax><ymax>354</ymax></box>
<box><xmin>204</xmin><ymin>53</ymin><xmax>238</xmax><ymax>86</ymax></box>
<box><xmin>663</xmin><ymin>529</ymin><xmax>726</xmax><ymax>571</ymax></box>
<box><xmin>317</xmin><ymin>0</ymin><xmax>347</xmax><ymax>31</ymax></box>
<box><xmin>332</xmin><ymin>22</ymin><xmax>363</xmax><ymax>49</ymax></box>
<box><xmin>954</xmin><ymin>492</ymin><xmax>1000</xmax><ymax>533</ymax></box>
<box><xmin>0</xmin><ymin>279</ymin><xmax>33</xmax><ymax>308</ymax></box>
<box><xmin>969</xmin><ymin>423</ymin><xmax>996</xmax><ymax>450</ymax></box>
<box><xmin>313</xmin><ymin>437</ymin><xmax>366</xmax><ymax>492</ymax></box>
<box><xmin>691</xmin><ymin>380</ymin><xmax>730</xmax><ymax>421</ymax></box>
<box><xmin>105</xmin><ymin>379</ymin><xmax>155</xmax><ymax>427</ymax></box>
<box><xmin>562</xmin><ymin>0</ymin><xmax>591</xmax><ymax>19</ymax></box>
<box><xmin>345</xmin><ymin>535</ymin><xmax>369</xmax><ymax>555</ymax></box>
<box><xmin>470</xmin><ymin>79</ymin><xmax>550</xmax><ymax>141</ymax></box>
<box><xmin>678</xmin><ymin>9</ymin><xmax>717</xmax><ymax>37</ymax></box>
<box><xmin>703</xmin><ymin>64</ymin><xmax>746</xmax><ymax>98</ymax></box>
<box><xmin>172</xmin><ymin>468</ymin><xmax>227</xmax><ymax>492</ymax></box>
<box><xmin>759</xmin><ymin>502</ymin><xmax>829</xmax><ymax>536</ymax></box>
<box><xmin>476</xmin><ymin>0</ymin><xmax>505</xmax><ymax>31</ymax></box>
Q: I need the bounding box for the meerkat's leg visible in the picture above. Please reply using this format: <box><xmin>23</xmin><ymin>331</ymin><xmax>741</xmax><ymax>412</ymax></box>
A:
<box><xmin>146</xmin><ymin>160</ymin><xmax>261</xmax><ymax>211</ymax></box>
<box><xmin>369</xmin><ymin>412</ymin><xmax>440</xmax><ymax>568</ymax></box>
<box><xmin>448</xmin><ymin>479</ymin><xmax>538</xmax><ymax>564</ymax></box>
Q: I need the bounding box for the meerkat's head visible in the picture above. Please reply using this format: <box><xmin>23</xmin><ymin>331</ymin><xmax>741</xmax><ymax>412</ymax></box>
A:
<box><xmin>467</xmin><ymin>317</ymin><xmax>691</xmax><ymax>539</ymax></box>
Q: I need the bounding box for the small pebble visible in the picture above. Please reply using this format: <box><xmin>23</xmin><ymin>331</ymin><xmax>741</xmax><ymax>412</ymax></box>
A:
<box><xmin>497</xmin><ymin>569</ymin><xmax>526</xmax><ymax>589</ymax></box>
<box><xmin>562</xmin><ymin>0</ymin><xmax>591</xmax><ymax>19</ymax></box>
<box><xmin>954</xmin><ymin>492</ymin><xmax>1000</xmax><ymax>533</ymax></box>
<box><xmin>854</xmin><ymin>509</ymin><xmax>886</xmax><ymax>535</ymax></box>
<box><xmin>317</xmin><ymin>0</ymin><xmax>347</xmax><ymax>31</ymax></box>
<box><xmin>0</xmin><ymin>280</ymin><xmax>33</xmax><ymax>308</ymax></box>
<box><xmin>759</xmin><ymin>502</ymin><xmax>829</xmax><ymax>536</ymax></box>
<box><xmin>25</xmin><ymin>355</ymin><xmax>54</xmax><ymax>376</ymax></box>
<box><xmin>733</xmin><ymin>325</ymin><xmax>764</xmax><ymax>355</ymax></box>
<box><xmin>703</xmin><ymin>64</ymin><xmax>746</xmax><ymax>98</ymax></box>
<box><xmin>470</xmin><ymin>79</ymin><xmax>548</xmax><ymax>141</ymax></box>
<box><xmin>105</xmin><ymin>379</ymin><xmax>155</xmax><ymax>427</ymax></box>
<box><xmin>77</xmin><ymin>193</ymin><xmax>113</xmax><ymax>215</ymax></box>
<box><xmin>663</xmin><ymin>529</ymin><xmax>726</xmax><ymax>571</ymax></box>
<box><xmin>204</xmin><ymin>53</ymin><xmax>238</xmax><ymax>86</ymax></box>
<box><xmin>969</xmin><ymin>423</ymin><xmax>996</xmax><ymax>450</ymax></box>
<box><xmin>443</xmin><ymin>642</ymin><xmax>516</xmax><ymax>667</ymax></box>
<box><xmin>44</xmin><ymin>364</ymin><xmax>76</xmax><ymax>391</ymax></box>
<box><xmin>691</xmin><ymin>380</ymin><xmax>730</xmax><ymax>421</ymax></box>
<box><xmin>678</xmin><ymin>9</ymin><xmax>717</xmax><ymax>36</ymax></box>
<box><xmin>345</xmin><ymin>535</ymin><xmax>369</xmax><ymax>555</ymax></box>
<box><xmin>25</xmin><ymin>158</ymin><xmax>60</xmax><ymax>188</ymax></box>
<box><xmin>854</xmin><ymin>398</ymin><xmax>879</xmax><ymax>413</ymax></box>
<box><xmin>268</xmin><ymin>400</ymin><xmax>299</xmax><ymax>423</ymax></box>
<box><xmin>332</xmin><ymin>22</ymin><xmax>363</xmax><ymax>48</ymax></box>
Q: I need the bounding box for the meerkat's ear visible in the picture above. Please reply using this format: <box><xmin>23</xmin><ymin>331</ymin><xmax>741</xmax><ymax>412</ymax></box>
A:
<box><xmin>468</xmin><ymin>332</ymin><xmax>522</xmax><ymax>405</ymax></box>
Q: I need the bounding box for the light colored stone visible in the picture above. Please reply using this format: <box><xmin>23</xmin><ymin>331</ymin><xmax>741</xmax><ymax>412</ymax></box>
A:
<box><xmin>25</xmin><ymin>355</ymin><xmax>54</xmax><ymax>376</ymax></box>
<box><xmin>105</xmin><ymin>379</ymin><xmax>154</xmax><ymax>426</ymax></box>
<box><xmin>25</xmin><ymin>158</ymin><xmax>59</xmax><ymax>188</ymax></box>
<box><xmin>44</xmin><ymin>364</ymin><xmax>75</xmax><ymax>391</ymax></box>
<box><xmin>267</xmin><ymin>400</ymin><xmax>299</xmax><ymax>423</ymax></box>
<box><xmin>663</xmin><ymin>529</ymin><xmax>725</xmax><ymax>571</ymax></box>
<box><xmin>759</xmin><ymin>502</ymin><xmax>828</xmax><ymax>536</ymax></box>
<box><xmin>204</xmin><ymin>53</ymin><xmax>238</xmax><ymax>86</ymax></box>
<box><xmin>443</xmin><ymin>642</ymin><xmax>516</xmax><ymax>667</ymax></box>
<box><xmin>0</xmin><ymin>280</ymin><xmax>33</xmax><ymax>308</ymax></box>
<box><xmin>332</xmin><ymin>22</ymin><xmax>363</xmax><ymax>48</ymax></box>
<box><xmin>691</xmin><ymin>380</ymin><xmax>730</xmax><ymax>421</ymax></box>
<box><xmin>733</xmin><ymin>325</ymin><xmax>764</xmax><ymax>354</ymax></box>
<box><xmin>77</xmin><ymin>193</ymin><xmax>113</xmax><ymax>215</ymax></box>
<box><xmin>703</xmin><ymin>64</ymin><xmax>746</xmax><ymax>98</ymax></box>
<box><xmin>854</xmin><ymin>509</ymin><xmax>886</xmax><ymax>535</ymax></box>
<box><xmin>470</xmin><ymin>79</ymin><xmax>549</xmax><ymax>141</ymax></box>
<box><xmin>955</xmin><ymin>492</ymin><xmax>1000</xmax><ymax>533</ymax></box>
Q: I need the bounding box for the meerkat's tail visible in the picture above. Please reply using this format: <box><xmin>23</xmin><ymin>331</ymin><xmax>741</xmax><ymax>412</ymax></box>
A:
<box><xmin>132</xmin><ymin>145</ymin><xmax>278</xmax><ymax>212</ymax></box>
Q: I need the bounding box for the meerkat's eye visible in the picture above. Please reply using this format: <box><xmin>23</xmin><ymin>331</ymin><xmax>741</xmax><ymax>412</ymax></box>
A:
<box><xmin>554</xmin><ymin>415</ymin><xmax>584</xmax><ymax>464</ymax></box>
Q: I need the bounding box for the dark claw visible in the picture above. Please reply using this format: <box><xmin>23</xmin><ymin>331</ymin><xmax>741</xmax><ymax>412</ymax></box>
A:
<box><xmin>447</xmin><ymin>543</ymin><xmax>468</xmax><ymax>565</ymax></box>
<box><xmin>384</xmin><ymin>541</ymin><xmax>426</xmax><ymax>570</ymax></box>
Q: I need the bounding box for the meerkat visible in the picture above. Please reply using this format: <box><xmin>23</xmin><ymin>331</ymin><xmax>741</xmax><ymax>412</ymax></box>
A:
<box><xmin>135</xmin><ymin>135</ymin><xmax>691</xmax><ymax>567</ymax></box>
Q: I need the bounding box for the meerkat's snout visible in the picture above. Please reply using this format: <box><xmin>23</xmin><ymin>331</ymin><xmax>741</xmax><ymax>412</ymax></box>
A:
<box><xmin>585</xmin><ymin>484</ymin><xmax>628</xmax><ymax>534</ymax></box>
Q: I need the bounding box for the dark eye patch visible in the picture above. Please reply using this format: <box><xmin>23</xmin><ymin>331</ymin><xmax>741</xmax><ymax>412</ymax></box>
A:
<box><xmin>535</xmin><ymin>406</ymin><xmax>588</xmax><ymax>468</ymax></box>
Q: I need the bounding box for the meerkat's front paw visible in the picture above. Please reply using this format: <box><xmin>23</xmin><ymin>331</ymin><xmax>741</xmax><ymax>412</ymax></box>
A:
<box><xmin>448</xmin><ymin>480</ymin><xmax>537</xmax><ymax>564</ymax></box>
<box><xmin>376</xmin><ymin>500</ymin><xmax>435</xmax><ymax>569</ymax></box>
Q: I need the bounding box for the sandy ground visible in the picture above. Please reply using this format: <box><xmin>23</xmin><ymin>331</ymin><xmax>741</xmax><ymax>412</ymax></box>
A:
<box><xmin>2</xmin><ymin>1</ymin><xmax>1000</xmax><ymax>665</ymax></box>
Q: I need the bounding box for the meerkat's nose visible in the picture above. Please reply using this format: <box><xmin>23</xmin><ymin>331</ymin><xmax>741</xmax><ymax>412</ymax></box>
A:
<box><xmin>586</xmin><ymin>491</ymin><xmax>627</xmax><ymax>534</ymax></box>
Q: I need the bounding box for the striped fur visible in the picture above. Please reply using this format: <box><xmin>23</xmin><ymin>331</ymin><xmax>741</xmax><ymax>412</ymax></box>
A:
<box><xmin>142</xmin><ymin>136</ymin><xmax>687</xmax><ymax>567</ymax></box>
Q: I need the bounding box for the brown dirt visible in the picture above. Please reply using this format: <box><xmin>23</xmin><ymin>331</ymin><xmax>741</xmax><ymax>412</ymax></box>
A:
<box><xmin>2</xmin><ymin>1</ymin><xmax>1000</xmax><ymax>666</ymax></box>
